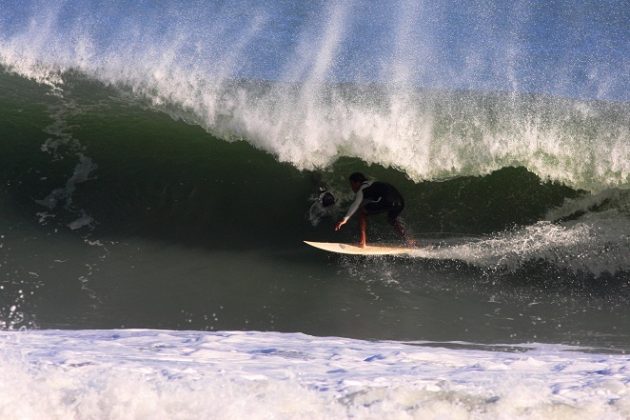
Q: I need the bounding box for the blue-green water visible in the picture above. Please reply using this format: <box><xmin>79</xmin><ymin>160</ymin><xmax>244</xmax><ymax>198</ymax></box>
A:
<box><xmin>0</xmin><ymin>0</ymin><xmax>628</xmax><ymax>350</ymax></box>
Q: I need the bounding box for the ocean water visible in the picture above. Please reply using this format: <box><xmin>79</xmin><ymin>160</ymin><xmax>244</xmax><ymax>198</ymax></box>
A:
<box><xmin>0</xmin><ymin>1</ymin><xmax>629</xmax><ymax>418</ymax></box>
<box><xmin>2</xmin><ymin>330</ymin><xmax>630</xmax><ymax>419</ymax></box>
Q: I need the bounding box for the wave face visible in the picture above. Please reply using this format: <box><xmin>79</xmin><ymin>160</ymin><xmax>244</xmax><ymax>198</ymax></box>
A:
<box><xmin>0</xmin><ymin>0</ymin><xmax>628</xmax><ymax>189</ymax></box>
<box><xmin>0</xmin><ymin>1</ymin><xmax>629</xmax><ymax>352</ymax></box>
<box><xmin>1</xmin><ymin>70</ymin><xmax>628</xmax><ymax>264</ymax></box>
<box><xmin>0</xmin><ymin>69</ymin><xmax>629</xmax><ymax>343</ymax></box>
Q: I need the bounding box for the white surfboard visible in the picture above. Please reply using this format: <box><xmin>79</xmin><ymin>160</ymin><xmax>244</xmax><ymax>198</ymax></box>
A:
<box><xmin>304</xmin><ymin>241</ymin><xmax>416</xmax><ymax>256</ymax></box>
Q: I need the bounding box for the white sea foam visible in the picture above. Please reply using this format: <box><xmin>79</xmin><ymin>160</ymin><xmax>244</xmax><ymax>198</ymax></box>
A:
<box><xmin>0</xmin><ymin>2</ymin><xmax>628</xmax><ymax>191</ymax></box>
<box><xmin>411</xmin><ymin>214</ymin><xmax>630</xmax><ymax>275</ymax></box>
<box><xmin>0</xmin><ymin>329</ymin><xmax>629</xmax><ymax>419</ymax></box>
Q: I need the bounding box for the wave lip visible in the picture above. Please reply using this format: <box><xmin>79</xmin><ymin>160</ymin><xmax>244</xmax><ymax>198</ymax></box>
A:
<box><xmin>1</xmin><ymin>1</ymin><xmax>628</xmax><ymax>191</ymax></box>
<box><xmin>3</xmin><ymin>61</ymin><xmax>628</xmax><ymax>192</ymax></box>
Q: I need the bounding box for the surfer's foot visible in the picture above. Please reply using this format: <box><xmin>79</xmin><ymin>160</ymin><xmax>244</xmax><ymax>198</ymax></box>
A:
<box><xmin>406</xmin><ymin>239</ymin><xmax>417</xmax><ymax>248</ymax></box>
<box><xmin>358</xmin><ymin>241</ymin><xmax>367</xmax><ymax>248</ymax></box>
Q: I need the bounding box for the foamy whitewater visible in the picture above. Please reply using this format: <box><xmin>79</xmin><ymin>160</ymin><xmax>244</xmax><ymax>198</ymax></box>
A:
<box><xmin>2</xmin><ymin>330</ymin><xmax>630</xmax><ymax>419</ymax></box>
<box><xmin>1</xmin><ymin>1</ymin><xmax>629</xmax><ymax>418</ymax></box>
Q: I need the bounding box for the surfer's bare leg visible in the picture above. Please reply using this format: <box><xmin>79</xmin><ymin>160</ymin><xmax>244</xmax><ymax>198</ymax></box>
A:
<box><xmin>392</xmin><ymin>218</ymin><xmax>406</xmax><ymax>238</ymax></box>
<box><xmin>359</xmin><ymin>210</ymin><xmax>367</xmax><ymax>247</ymax></box>
<box><xmin>390</xmin><ymin>217</ymin><xmax>416</xmax><ymax>247</ymax></box>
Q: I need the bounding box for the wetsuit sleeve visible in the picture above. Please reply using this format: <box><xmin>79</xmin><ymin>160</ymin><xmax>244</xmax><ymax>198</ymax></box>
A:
<box><xmin>342</xmin><ymin>189</ymin><xmax>364</xmax><ymax>222</ymax></box>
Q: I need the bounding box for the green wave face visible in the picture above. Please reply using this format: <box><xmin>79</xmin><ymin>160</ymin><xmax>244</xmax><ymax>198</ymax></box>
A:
<box><xmin>1</xmin><ymin>70</ymin><xmax>629</xmax><ymax>341</ymax></box>
<box><xmin>1</xmin><ymin>70</ymin><xmax>596</xmax><ymax>244</ymax></box>
<box><xmin>1</xmin><ymin>1</ymin><xmax>630</xmax><ymax>348</ymax></box>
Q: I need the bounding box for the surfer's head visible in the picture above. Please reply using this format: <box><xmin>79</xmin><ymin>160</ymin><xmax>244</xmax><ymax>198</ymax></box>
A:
<box><xmin>349</xmin><ymin>172</ymin><xmax>367</xmax><ymax>192</ymax></box>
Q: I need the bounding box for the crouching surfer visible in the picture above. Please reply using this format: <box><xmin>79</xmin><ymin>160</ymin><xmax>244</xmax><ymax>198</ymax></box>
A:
<box><xmin>334</xmin><ymin>172</ymin><xmax>412</xmax><ymax>248</ymax></box>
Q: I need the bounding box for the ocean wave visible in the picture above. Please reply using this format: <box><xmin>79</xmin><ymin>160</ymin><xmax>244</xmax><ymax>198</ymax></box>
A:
<box><xmin>1</xmin><ymin>68</ymin><xmax>628</xmax><ymax>277</ymax></box>
<box><xmin>1</xmin><ymin>1</ymin><xmax>628</xmax><ymax>190</ymax></box>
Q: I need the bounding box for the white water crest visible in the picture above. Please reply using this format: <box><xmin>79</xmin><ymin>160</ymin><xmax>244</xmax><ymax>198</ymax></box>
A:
<box><xmin>0</xmin><ymin>1</ymin><xmax>628</xmax><ymax>190</ymax></box>
<box><xmin>1</xmin><ymin>329</ymin><xmax>630</xmax><ymax>419</ymax></box>
<box><xmin>413</xmin><ymin>217</ymin><xmax>630</xmax><ymax>275</ymax></box>
<box><xmin>410</xmin><ymin>191</ymin><xmax>630</xmax><ymax>275</ymax></box>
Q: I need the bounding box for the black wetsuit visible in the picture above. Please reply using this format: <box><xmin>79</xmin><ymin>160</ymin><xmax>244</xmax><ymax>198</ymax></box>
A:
<box><xmin>343</xmin><ymin>181</ymin><xmax>405</xmax><ymax>224</ymax></box>
<box><xmin>362</xmin><ymin>181</ymin><xmax>405</xmax><ymax>222</ymax></box>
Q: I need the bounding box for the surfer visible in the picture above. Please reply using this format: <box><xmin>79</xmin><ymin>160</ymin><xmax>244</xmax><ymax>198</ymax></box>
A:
<box><xmin>334</xmin><ymin>172</ymin><xmax>410</xmax><ymax>247</ymax></box>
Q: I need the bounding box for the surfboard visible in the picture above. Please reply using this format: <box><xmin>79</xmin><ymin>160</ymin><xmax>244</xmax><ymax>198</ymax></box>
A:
<box><xmin>303</xmin><ymin>241</ymin><xmax>416</xmax><ymax>256</ymax></box>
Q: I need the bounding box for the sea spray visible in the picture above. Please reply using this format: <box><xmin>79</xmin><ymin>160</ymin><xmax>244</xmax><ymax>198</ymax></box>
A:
<box><xmin>1</xmin><ymin>1</ymin><xmax>628</xmax><ymax>190</ymax></box>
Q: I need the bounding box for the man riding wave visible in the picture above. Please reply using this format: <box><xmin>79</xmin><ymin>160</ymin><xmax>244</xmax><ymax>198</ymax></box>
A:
<box><xmin>335</xmin><ymin>172</ymin><xmax>411</xmax><ymax>247</ymax></box>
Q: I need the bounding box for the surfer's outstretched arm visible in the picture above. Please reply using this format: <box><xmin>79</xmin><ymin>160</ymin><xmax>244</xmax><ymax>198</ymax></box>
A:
<box><xmin>334</xmin><ymin>189</ymin><xmax>364</xmax><ymax>231</ymax></box>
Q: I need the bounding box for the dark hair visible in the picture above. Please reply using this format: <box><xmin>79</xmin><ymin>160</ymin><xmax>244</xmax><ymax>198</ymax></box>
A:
<box><xmin>321</xmin><ymin>191</ymin><xmax>335</xmax><ymax>207</ymax></box>
<box><xmin>349</xmin><ymin>172</ymin><xmax>367</xmax><ymax>183</ymax></box>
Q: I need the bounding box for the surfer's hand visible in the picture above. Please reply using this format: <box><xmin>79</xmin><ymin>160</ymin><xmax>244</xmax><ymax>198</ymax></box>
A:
<box><xmin>334</xmin><ymin>219</ymin><xmax>346</xmax><ymax>231</ymax></box>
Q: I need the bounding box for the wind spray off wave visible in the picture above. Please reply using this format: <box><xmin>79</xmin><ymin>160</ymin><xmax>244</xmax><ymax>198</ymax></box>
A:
<box><xmin>1</xmin><ymin>0</ymin><xmax>628</xmax><ymax>190</ymax></box>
